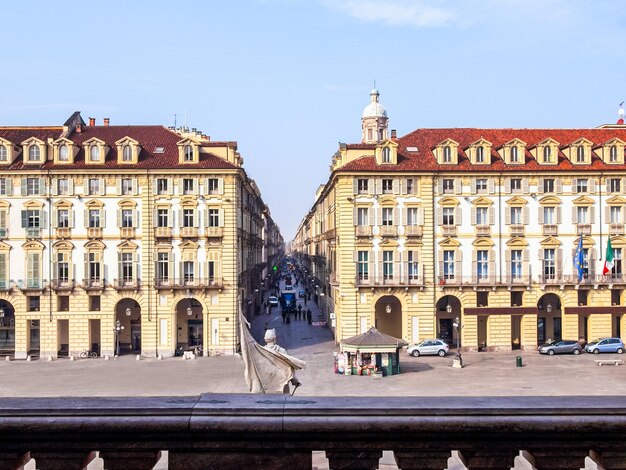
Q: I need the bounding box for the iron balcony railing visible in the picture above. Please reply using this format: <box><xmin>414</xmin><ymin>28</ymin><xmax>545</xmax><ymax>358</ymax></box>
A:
<box><xmin>112</xmin><ymin>279</ymin><xmax>141</xmax><ymax>290</ymax></box>
<box><xmin>0</xmin><ymin>395</ymin><xmax>625</xmax><ymax>470</ymax></box>
<box><xmin>154</xmin><ymin>277</ymin><xmax>223</xmax><ymax>289</ymax></box>
<box><xmin>50</xmin><ymin>279</ymin><xmax>75</xmax><ymax>291</ymax></box>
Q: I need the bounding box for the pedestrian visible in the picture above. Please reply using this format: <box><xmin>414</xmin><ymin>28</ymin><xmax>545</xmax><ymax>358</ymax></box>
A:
<box><xmin>304</xmin><ymin>296</ymin><xmax>307</xmax><ymax>306</ymax></box>
<box><xmin>298</xmin><ymin>304</ymin><xmax>302</xmax><ymax>319</ymax></box>
<box><xmin>282</xmin><ymin>310</ymin><xmax>286</xmax><ymax>323</ymax></box>
<box><xmin>264</xmin><ymin>322</ymin><xmax>269</xmax><ymax>332</ymax></box>
<box><xmin>266</xmin><ymin>305</ymin><xmax>270</xmax><ymax>315</ymax></box>
<box><xmin>307</xmin><ymin>309</ymin><xmax>312</xmax><ymax>325</ymax></box>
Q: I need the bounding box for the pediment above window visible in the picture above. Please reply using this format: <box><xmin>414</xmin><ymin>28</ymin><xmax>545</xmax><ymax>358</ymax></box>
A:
<box><xmin>84</xmin><ymin>240</ymin><xmax>106</xmax><ymax>250</ymax></box>
<box><xmin>466</xmin><ymin>138</ymin><xmax>492</xmax><ymax>165</ymax></box>
<box><xmin>376</xmin><ymin>139</ymin><xmax>398</xmax><ymax>165</ymax></box>
<box><xmin>506</xmin><ymin>238</ymin><xmax>528</xmax><ymax>247</ymax></box>
<box><xmin>438</xmin><ymin>196</ymin><xmax>460</xmax><ymax>206</ymax></box>
<box><xmin>472</xmin><ymin>238</ymin><xmax>494</xmax><ymax>247</ymax></box>
<box><xmin>505</xmin><ymin>196</ymin><xmax>528</xmax><ymax>206</ymax></box>
<box><xmin>606</xmin><ymin>195</ymin><xmax>626</xmax><ymax>205</ymax></box>
<box><xmin>539</xmin><ymin>236</ymin><xmax>562</xmax><ymax>247</ymax></box>
<box><xmin>177</xmin><ymin>138</ymin><xmax>200</xmax><ymax>164</ymax></box>
<box><xmin>52</xmin><ymin>137</ymin><xmax>76</xmax><ymax>164</ymax></box>
<box><xmin>500</xmin><ymin>138</ymin><xmax>527</xmax><ymax>165</ymax></box>
<box><xmin>438</xmin><ymin>237</ymin><xmax>461</xmax><ymax>248</ymax></box>
<box><xmin>538</xmin><ymin>195</ymin><xmax>561</xmax><ymax>205</ymax></box>
<box><xmin>601</xmin><ymin>137</ymin><xmax>625</xmax><ymax>164</ymax></box>
<box><xmin>21</xmin><ymin>137</ymin><xmax>46</xmax><ymax>164</ymax></box>
<box><xmin>534</xmin><ymin>138</ymin><xmax>560</xmax><ymax>165</ymax></box>
<box><xmin>115</xmin><ymin>136</ymin><xmax>141</xmax><ymax>164</ymax></box>
<box><xmin>572</xmin><ymin>195</ymin><xmax>594</xmax><ymax>205</ymax></box>
<box><xmin>434</xmin><ymin>138</ymin><xmax>460</xmax><ymax>165</ymax></box>
<box><xmin>117</xmin><ymin>240</ymin><xmax>138</xmax><ymax>250</ymax></box>
<box><xmin>471</xmin><ymin>196</ymin><xmax>493</xmax><ymax>206</ymax></box>
<box><xmin>83</xmin><ymin>137</ymin><xmax>108</xmax><ymax>165</ymax></box>
<box><xmin>0</xmin><ymin>137</ymin><xmax>15</xmax><ymax>164</ymax></box>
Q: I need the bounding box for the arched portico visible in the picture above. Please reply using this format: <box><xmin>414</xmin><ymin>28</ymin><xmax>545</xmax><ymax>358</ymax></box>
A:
<box><xmin>0</xmin><ymin>300</ymin><xmax>15</xmax><ymax>357</ymax></box>
<box><xmin>115</xmin><ymin>299</ymin><xmax>141</xmax><ymax>355</ymax></box>
<box><xmin>436</xmin><ymin>295</ymin><xmax>462</xmax><ymax>348</ymax></box>
<box><xmin>175</xmin><ymin>297</ymin><xmax>204</xmax><ymax>356</ymax></box>
<box><xmin>374</xmin><ymin>295</ymin><xmax>402</xmax><ymax>339</ymax></box>
<box><xmin>537</xmin><ymin>293</ymin><xmax>562</xmax><ymax>344</ymax></box>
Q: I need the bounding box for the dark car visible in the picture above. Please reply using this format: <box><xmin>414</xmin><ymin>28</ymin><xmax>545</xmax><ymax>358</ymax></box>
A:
<box><xmin>538</xmin><ymin>340</ymin><xmax>582</xmax><ymax>356</ymax></box>
<box><xmin>298</xmin><ymin>289</ymin><xmax>305</xmax><ymax>298</ymax></box>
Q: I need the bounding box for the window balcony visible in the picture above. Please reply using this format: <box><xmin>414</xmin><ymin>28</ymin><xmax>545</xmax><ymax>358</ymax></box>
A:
<box><xmin>355</xmin><ymin>225</ymin><xmax>372</xmax><ymax>237</ymax></box>
<box><xmin>576</xmin><ymin>223</ymin><xmax>591</xmax><ymax>236</ymax></box>
<box><xmin>606</xmin><ymin>272</ymin><xmax>626</xmax><ymax>284</ymax></box>
<box><xmin>205</xmin><ymin>227</ymin><xmax>223</xmax><ymax>238</ymax></box>
<box><xmin>542</xmin><ymin>224</ymin><xmax>558</xmax><ymax>236</ymax></box>
<box><xmin>17</xmin><ymin>279</ymin><xmax>45</xmax><ymax>291</ymax></box>
<box><xmin>0</xmin><ymin>395</ymin><xmax>624</xmax><ymax>470</ymax></box>
<box><xmin>355</xmin><ymin>274</ymin><xmax>423</xmax><ymax>287</ymax></box>
<box><xmin>25</xmin><ymin>228</ymin><xmax>41</xmax><ymax>239</ymax></box>
<box><xmin>404</xmin><ymin>225</ymin><xmax>423</xmax><ymax>237</ymax></box>
<box><xmin>0</xmin><ymin>279</ymin><xmax>11</xmax><ymax>291</ymax></box>
<box><xmin>82</xmin><ymin>278</ymin><xmax>105</xmax><ymax>291</ymax></box>
<box><xmin>0</xmin><ymin>228</ymin><xmax>8</xmax><ymax>239</ymax></box>
<box><xmin>155</xmin><ymin>277</ymin><xmax>223</xmax><ymax>290</ymax></box>
<box><xmin>180</xmin><ymin>227</ymin><xmax>199</xmax><ymax>238</ymax></box>
<box><xmin>509</xmin><ymin>225</ymin><xmax>525</xmax><ymax>237</ymax></box>
<box><xmin>441</xmin><ymin>225</ymin><xmax>457</xmax><ymax>237</ymax></box>
<box><xmin>55</xmin><ymin>227</ymin><xmax>71</xmax><ymax>239</ymax></box>
<box><xmin>475</xmin><ymin>225</ymin><xmax>491</xmax><ymax>237</ymax></box>
<box><xmin>155</xmin><ymin>227</ymin><xmax>172</xmax><ymax>238</ymax></box>
<box><xmin>112</xmin><ymin>279</ymin><xmax>141</xmax><ymax>290</ymax></box>
<box><xmin>379</xmin><ymin>225</ymin><xmax>397</xmax><ymax>237</ymax></box>
<box><xmin>120</xmin><ymin>227</ymin><xmax>135</xmax><ymax>239</ymax></box>
<box><xmin>50</xmin><ymin>279</ymin><xmax>75</xmax><ymax>291</ymax></box>
<box><xmin>87</xmin><ymin>227</ymin><xmax>103</xmax><ymax>239</ymax></box>
<box><xmin>610</xmin><ymin>223</ymin><xmax>624</xmax><ymax>236</ymax></box>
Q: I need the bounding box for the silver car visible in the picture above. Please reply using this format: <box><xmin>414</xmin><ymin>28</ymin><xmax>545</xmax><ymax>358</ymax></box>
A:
<box><xmin>407</xmin><ymin>339</ymin><xmax>449</xmax><ymax>357</ymax></box>
<box><xmin>538</xmin><ymin>340</ymin><xmax>582</xmax><ymax>356</ymax></box>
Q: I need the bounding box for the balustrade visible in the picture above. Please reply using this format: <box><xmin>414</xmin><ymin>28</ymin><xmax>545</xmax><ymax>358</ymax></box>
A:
<box><xmin>0</xmin><ymin>395</ymin><xmax>625</xmax><ymax>469</ymax></box>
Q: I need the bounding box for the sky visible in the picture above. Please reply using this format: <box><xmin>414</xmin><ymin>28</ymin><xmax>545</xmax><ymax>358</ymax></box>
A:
<box><xmin>1</xmin><ymin>0</ymin><xmax>626</xmax><ymax>240</ymax></box>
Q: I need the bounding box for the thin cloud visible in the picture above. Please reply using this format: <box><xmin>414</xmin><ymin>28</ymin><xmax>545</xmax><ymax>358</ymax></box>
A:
<box><xmin>326</xmin><ymin>0</ymin><xmax>453</xmax><ymax>27</ymax></box>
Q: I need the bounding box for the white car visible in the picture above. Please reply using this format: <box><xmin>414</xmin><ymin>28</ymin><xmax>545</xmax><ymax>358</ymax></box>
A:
<box><xmin>268</xmin><ymin>296</ymin><xmax>279</xmax><ymax>307</ymax></box>
<box><xmin>407</xmin><ymin>339</ymin><xmax>449</xmax><ymax>357</ymax></box>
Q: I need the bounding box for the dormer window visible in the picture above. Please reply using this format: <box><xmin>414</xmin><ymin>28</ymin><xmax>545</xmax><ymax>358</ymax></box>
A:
<box><xmin>122</xmin><ymin>145</ymin><xmax>132</xmax><ymax>162</ymax></box>
<box><xmin>476</xmin><ymin>146</ymin><xmax>484</xmax><ymax>163</ymax></box>
<box><xmin>511</xmin><ymin>146</ymin><xmax>519</xmax><ymax>162</ymax></box>
<box><xmin>0</xmin><ymin>145</ymin><xmax>6</xmax><ymax>162</ymax></box>
<box><xmin>184</xmin><ymin>145</ymin><xmax>193</xmax><ymax>162</ymax></box>
<box><xmin>576</xmin><ymin>146</ymin><xmax>585</xmax><ymax>163</ymax></box>
<box><xmin>29</xmin><ymin>145</ymin><xmax>40</xmax><ymax>162</ymax></box>
<box><xmin>543</xmin><ymin>146</ymin><xmax>552</xmax><ymax>163</ymax></box>
<box><xmin>382</xmin><ymin>147</ymin><xmax>391</xmax><ymax>163</ymax></box>
<box><xmin>89</xmin><ymin>146</ymin><xmax>100</xmax><ymax>162</ymax></box>
<box><xmin>59</xmin><ymin>144</ymin><xmax>69</xmax><ymax>161</ymax></box>
<box><xmin>611</xmin><ymin>145</ymin><xmax>618</xmax><ymax>162</ymax></box>
<box><xmin>443</xmin><ymin>146</ymin><xmax>452</xmax><ymax>163</ymax></box>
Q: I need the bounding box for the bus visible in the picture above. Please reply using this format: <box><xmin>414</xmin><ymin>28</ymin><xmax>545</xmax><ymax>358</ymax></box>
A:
<box><xmin>280</xmin><ymin>289</ymin><xmax>297</xmax><ymax>313</ymax></box>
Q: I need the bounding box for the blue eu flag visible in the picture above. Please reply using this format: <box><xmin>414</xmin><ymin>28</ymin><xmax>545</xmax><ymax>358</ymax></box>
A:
<box><xmin>574</xmin><ymin>237</ymin><xmax>584</xmax><ymax>282</ymax></box>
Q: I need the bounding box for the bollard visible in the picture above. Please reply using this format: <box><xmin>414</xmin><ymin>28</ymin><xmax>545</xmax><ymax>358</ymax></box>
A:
<box><xmin>47</xmin><ymin>356</ymin><xmax>53</xmax><ymax>362</ymax></box>
<box><xmin>516</xmin><ymin>356</ymin><xmax>523</xmax><ymax>368</ymax></box>
<box><xmin>26</xmin><ymin>355</ymin><xmax>31</xmax><ymax>362</ymax></box>
<box><xmin>136</xmin><ymin>355</ymin><xmax>141</xmax><ymax>361</ymax></box>
<box><xmin>104</xmin><ymin>355</ymin><xmax>110</xmax><ymax>361</ymax></box>
<box><xmin>157</xmin><ymin>354</ymin><xmax>163</xmax><ymax>360</ymax></box>
<box><xmin>5</xmin><ymin>356</ymin><xmax>10</xmax><ymax>362</ymax></box>
<box><xmin>69</xmin><ymin>355</ymin><xmax>75</xmax><ymax>361</ymax></box>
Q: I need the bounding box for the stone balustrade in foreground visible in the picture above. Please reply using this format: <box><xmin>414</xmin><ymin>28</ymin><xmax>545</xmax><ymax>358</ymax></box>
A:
<box><xmin>0</xmin><ymin>394</ymin><xmax>625</xmax><ymax>469</ymax></box>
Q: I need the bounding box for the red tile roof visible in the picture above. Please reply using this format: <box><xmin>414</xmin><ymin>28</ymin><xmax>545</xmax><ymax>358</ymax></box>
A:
<box><xmin>339</xmin><ymin>128</ymin><xmax>626</xmax><ymax>172</ymax></box>
<box><xmin>0</xmin><ymin>125</ymin><xmax>238</xmax><ymax>171</ymax></box>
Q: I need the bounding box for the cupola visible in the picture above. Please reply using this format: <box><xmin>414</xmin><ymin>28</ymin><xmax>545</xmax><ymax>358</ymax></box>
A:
<box><xmin>361</xmin><ymin>89</ymin><xmax>389</xmax><ymax>144</ymax></box>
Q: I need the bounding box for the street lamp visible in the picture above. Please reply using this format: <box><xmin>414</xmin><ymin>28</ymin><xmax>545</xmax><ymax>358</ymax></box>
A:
<box><xmin>125</xmin><ymin>307</ymin><xmax>131</xmax><ymax>317</ymax></box>
<box><xmin>187</xmin><ymin>306</ymin><xmax>193</xmax><ymax>316</ymax></box>
<box><xmin>113</xmin><ymin>319</ymin><xmax>124</xmax><ymax>357</ymax></box>
<box><xmin>385</xmin><ymin>304</ymin><xmax>392</xmax><ymax>314</ymax></box>
<box><xmin>0</xmin><ymin>308</ymin><xmax>5</xmax><ymax>318</ymax></box>
<box><xmin>546</xmin><ymin>303</ymin><xmax>553</xmax><ymax>313</ymax></box>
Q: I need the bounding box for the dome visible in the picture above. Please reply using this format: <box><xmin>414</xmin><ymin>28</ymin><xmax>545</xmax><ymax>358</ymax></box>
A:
<box><xmin>362</xmin><ymin>89</ymin><xmax>387</xmax><ymax>118</ymax></box>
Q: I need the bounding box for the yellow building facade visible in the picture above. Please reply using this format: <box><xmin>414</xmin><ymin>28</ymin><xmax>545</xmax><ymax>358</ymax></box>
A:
<box><xmin>0</xmin><ymin>113</ymin><xmax>282</xmax><ymax>359</ymax></box>
<box><xmin>292</xmin><ymin>91</ymin><xmax>626</xmax><ymax>351</ymax></box>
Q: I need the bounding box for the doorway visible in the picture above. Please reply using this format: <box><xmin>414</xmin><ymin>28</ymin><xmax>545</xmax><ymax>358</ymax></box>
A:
<box><xmin>89</xmin><ymin>319</ymin><xmax>101</xmax><ymax>356</ymax></box>
<box><xmin>511</xmin><ymin>316</ymin><xmax>521</xmax><ymax>350</ymax></box>
<box><xmin>478</xmin><ymin>316</ymin><xmax>487</xmax><ymax>349</ymax></box>
<box><xmin>188</xmin><ymin>320</ymin><xmax>203</xmax><ymax>347</ymax></box>
<box><xmin>57</xmin><ymin>319</ymin><xmax>69</xmax><ymax>357</ymax></box>
<box><xmin>29</xmin><ymin>320</ymin><xmax>40</xmax><ymax>357</ymax></box>
<box><xmin>438</xmin><ymin>318</ymin><xmax>453</xmax><ymax>345</ymax></box>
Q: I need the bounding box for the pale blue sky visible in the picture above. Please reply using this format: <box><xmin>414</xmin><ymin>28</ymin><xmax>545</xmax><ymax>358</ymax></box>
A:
<box><xmin>1</xmin><ymin>0</ymin><xmax>626</xmax><ymax>239</ymax></box>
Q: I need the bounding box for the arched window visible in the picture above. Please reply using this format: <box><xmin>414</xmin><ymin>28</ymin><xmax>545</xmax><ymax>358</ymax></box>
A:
<box><xmin>443</xmin><ymin>146</ymin><xmax>451</xmax><ymax>163</ymax></box>
<box><xmin>382</xmin><ymin>147</ymin><xmax>391</xmax><ymax>163</ymax></box>
<box><xmin>510</xmin><ymin>146</ymin><xmax>518</xmax><ymax>162</ymax></box>
<box><xmin>0</xmin><ymin>145</ymin><xmax>6</xmax><ymax>162</ymax></box>
<box><xmin>543</xmin><ymin>146</ymin><xmax>551</xmax><ymax>162</ymax></box>
<box><xmin>89</xmin><ymin>145</ymin><xmax>100</xmax><ymax>162</ymax></box>
<box><xmin>576</xmin><ymin>146</ymin><xmax>585</xmax><ymax>163</ymax></box>
<box><xmin>476</xmin><ymin>146</ymin><xmax>484</xmax><ymax>163</ymax></box>
<box><xmin>184</xmin><ymin>145</ymin><xmax>193</xmax><ymax>162</ymax></box>
<box><xmin>611</xmin><ymin>145</ymin><xmax>618</xmax><ymax>162</ymax></box>
<box><xmin>123</xmin><ymin>145</ymin><xmax>132</xmax><ymax>161</ymax></box>
<box><xmin>58</xmin><ymin>144</ymin><xmax>68</xmax><ymax>161</ymax></box>
<box><xmin>29</xmin><ymin>145</ymin><xmax>40</xmax><ymax>161</ymax></box>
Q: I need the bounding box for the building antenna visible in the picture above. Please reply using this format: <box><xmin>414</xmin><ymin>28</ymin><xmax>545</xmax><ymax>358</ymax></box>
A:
<box><xmin>173</xmin><ymin>113</ymin><xmax>177</xmax><ymax>128</ymax></box>
<box><xmin>184</xmin><ymin>107</ymin><xmax>187</xmax><ymax>129</ymax></box>
<box><xmin>373</xmin><ymin>80</ymin><xmax>376</xmax><ymax>89</ymax></box>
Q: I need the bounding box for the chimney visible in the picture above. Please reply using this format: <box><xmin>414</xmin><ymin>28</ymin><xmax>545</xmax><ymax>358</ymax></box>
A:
<box><xmin>103</xmin><ymin>118</ymin><xmax>110</xmax><ymax>126</ymax></box>
<box><xmin>75</xmin><ymin>124</ymin><xmax>82</xmax><ymax>134</ymax></box>
<box><xmin>391</xmin><ymin>129</ymin><xmax>397</xmax><ymax>139</ymax></box>
<box><xmin>89</xmin><ymin>117</ymin><xmax>95</xmax><ymax>126</ymax></box>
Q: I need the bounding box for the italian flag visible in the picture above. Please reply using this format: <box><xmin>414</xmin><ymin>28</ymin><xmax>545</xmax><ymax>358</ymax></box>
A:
<box><xmin>603</xmin><ymin>238</ymin><xmax>615</xmax><ymax>275</ymax></box>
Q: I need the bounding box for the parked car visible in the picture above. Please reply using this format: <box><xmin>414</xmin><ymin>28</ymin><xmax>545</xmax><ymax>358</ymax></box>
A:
<box><xmin>407</xmin><ymin>339</ymin><xmax>449</xmax><ymax>357</ymax></box>
<box><xmin>538</xmin><ymin>340</ymin><xmax>582</xmax><ymax>356</ymax></box>
<box><xmin>268</xmin><ymin>296</ymin><xmax>279</xmax><ymax>307</ymax></box>
<box><xmin>584</xmin><ymin>338</ymin><xmax>625</xmax><ymax>354</ymax></box>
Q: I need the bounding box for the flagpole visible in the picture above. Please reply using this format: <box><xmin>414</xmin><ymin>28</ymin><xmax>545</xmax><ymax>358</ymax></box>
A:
<box><xmin>599</xmin><ymin>174</ymin><xmax>603</xmax><ymax>261</ymax></box>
